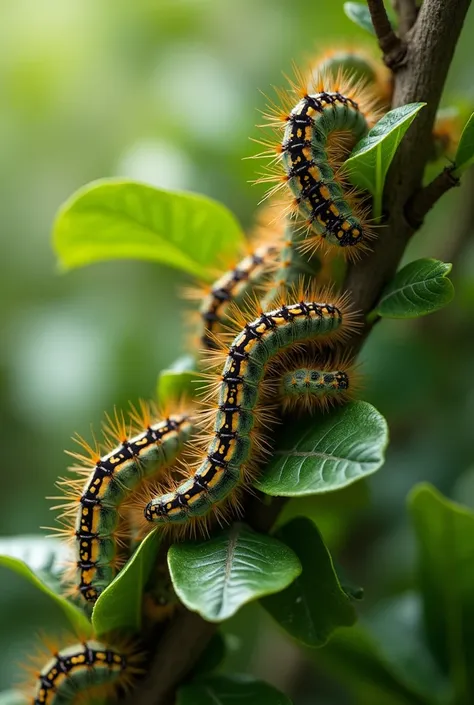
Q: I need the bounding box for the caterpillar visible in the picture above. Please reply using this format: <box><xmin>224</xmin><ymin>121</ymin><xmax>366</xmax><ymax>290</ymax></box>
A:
<box><xmin>144</xmin><ymin>290</ymin><xmax>359</xmax><ymax>526</ymax></box>
<box><xmin>25</xmin><ymin>637</ymin><xmax>143</xmax><ymax>705</ymax></box>
<box><xmin>187</xmin><ymin>241</ymin><xmax>279</xmax><ymax>350</ymax></box>
<box><xmin>308</xmin><ymin>46</ymin><xmax>392</xmax><ymax>109</ymax></box>
<box><xmin>256</xmin><ymin>69</ymin><xmax>381</xmax><ymax>259</ymax></box>
<box><xmin>260</xmin><ymin>213</ymin><xmax>336</xmax><ymax>310</ymax></box>
<box><xmin>51</xmin><ymin>402</ymin><xmax>193</xmax><ymax>603</ymax></box>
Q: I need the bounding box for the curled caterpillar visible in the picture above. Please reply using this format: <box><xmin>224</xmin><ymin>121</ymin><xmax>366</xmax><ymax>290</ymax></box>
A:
<box><xmin>26</xmin><ymin>637</ymin><xmax>143</xmax><ymax>704</ymax></box>
<box><xmin>257</xmin><ymin>70</ymin><xmax>380</xmax><ymax>259</ymax></box>
<box><xmin>144</xmin><ymin>291</ymin><xmax>358</xmax><ymax>526</ymax></box>
<box><xmin>51</xmin><ymin>403</ymin><xmax>193</xmax><ymax>603</ymax></box>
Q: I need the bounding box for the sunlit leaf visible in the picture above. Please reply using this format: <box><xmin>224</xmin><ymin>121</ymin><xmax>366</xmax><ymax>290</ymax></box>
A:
<box><xmin>53</xmin><ymin>179</ymin><xmax>245</xmax><ymax>281</ymax></box>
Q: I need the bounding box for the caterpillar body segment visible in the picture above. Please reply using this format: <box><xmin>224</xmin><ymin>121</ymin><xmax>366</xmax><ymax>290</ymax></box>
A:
<box><xmin>145</xmin><ymin>294</ymin><xmax>358</xmax><ymax>526</ymax></box>
<box><xmin>27</xmin><ymin>638</ymin><xmax>143</xmax><ymax>705</ymax></box>
<box><xmin>198</xmin><ymin>242</ymin><xmax>279</xmax><ymax>349</ymax></box>
<box><xmin>52</xmin><ymin>405</ymin><xmax>194</xmax><ymax>603</ymax></box>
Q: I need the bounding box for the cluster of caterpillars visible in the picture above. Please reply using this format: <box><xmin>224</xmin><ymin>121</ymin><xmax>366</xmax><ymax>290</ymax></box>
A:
<box><xmin>23</xmin><ymin>45</ymin><xmax>458</xmax><ymax>704</ymax></box>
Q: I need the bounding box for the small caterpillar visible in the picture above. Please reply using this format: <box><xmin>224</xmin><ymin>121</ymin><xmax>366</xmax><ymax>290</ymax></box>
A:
<box><xmin>191</xmin><ymin>242</ymin><xmax>278</xmax><ymax>350</ymax></box>
<box><xmin>257</xmin><ymin>70</ymin><xmax>380</xmax><ymax>259</ymax></box>
<box><xmin>51</xmin><ymin>403</ymin><xmax>193</xmax><ymax>603</ymax></box>
<box><xmin>144</xmin><ymin>292</ymin><xmax>358</xmax><ymax>526</ymax></box>
<box><xmin>278</xmin><ymin>360</ymin><xmax>354</xmax><ymax>413</ymax></box>
<box><xmin>26</xmin><ymin>637</ymin><xmax>143</xmax><ymax>704</ymax></box>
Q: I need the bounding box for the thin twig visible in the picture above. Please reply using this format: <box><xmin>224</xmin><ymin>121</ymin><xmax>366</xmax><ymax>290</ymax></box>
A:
<box><xmin>392</xmin><ymin>0</ymin><xmax>419</xmax><ymax>37</ymax></box>
<box><xmin>406</xmin><ymin>165</ymin><xmax>460</xmax><ymax>228</ymax></box>
<box><xmin>366</xmin><ymin>0</ymin><xmax>407</xmax><ymax>68</ymax></box>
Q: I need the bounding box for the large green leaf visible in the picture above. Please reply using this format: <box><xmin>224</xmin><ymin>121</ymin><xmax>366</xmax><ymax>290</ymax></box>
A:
<box><xmin>409</xmin><ymin>484</ymin><xmax>474</xmax><ymax>701</ymax></box>
<box><xmin>168</xmin><ymin>523</ymin><xmax>301</xmax><ymax>622</ymax></box>
<box><xmin>53</xmin><ymin>179</ymin><xmax>245</xmax><ymax>282</ymax></box>
<box><xmin>343</xmin><ymin>2</ymin><xmax>375</xmax><ymax>34</ymax></box>
<box><xmin>261</xmin><ymin>518</ymin><xmax>356</xmax><ymax>647</ymax></box>
<box><xmin>454</xmin><ymin>112</ymin><xmax>474</xmax><ymax>174</ymax></box>
<box><xmin>255</xmin><ymin>402</ymin><xmax>388</xmax><ymax>497</ymax></box>
<box><xmin>345</xmin><ymin>103</ymin><xmax>425</xmax><ymax>218</ymax></box>
<box><xmin>92</xmin><ymin>529</ymin><xmax>161</xmax><ymax>637</ymax></box>
<box><xmin>157</xmin><ymin>355</ymin><xmax>200</xmax><ymax>406</ymax></box>
<box><xmin>374</xmin><ymin>259</ymin><xmax>454</xmax><ymax>319</ymax></box>
<box><xmin>0</xmin><ymin>536</ymin><xmax>91</xmax><ymax>636</ymax></box>
<box><xmin>177</xmin><ymin>675</ymin><xmax>292</xmax><ymax>705</ymax></box>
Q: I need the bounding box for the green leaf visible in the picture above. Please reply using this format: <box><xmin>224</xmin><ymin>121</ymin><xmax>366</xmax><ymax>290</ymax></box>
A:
<box><xmin>177</xmin><ymin>675</ymin><xmax>292</xmax><ymax>705</ymax></box>
<box><xmin>345</xmin><ymin>103</ymin><xmax>425</xmax><ymax>218</ymax></box>
<box><xmin>0</xmin><ymin>537</ymin><xmax>91</xmax><ymax>636</ymax></box>
<box><xmin>157</xmin><ymin>355</ymin><xmax>200</xmax><ymax>406</ymax></box>
<box><xmin>191</xmin><ymin>632</ymin><xmax>227</xmax><ymax>676</ymax></box>
<box><xmin>261</xmin><ymin>518</ymin><xmax>356</xmax><ymax>647</ymax></box>
<box><xmin>168</xmin><ymin>523</ymin><xmax>301</xmax><ymax>622</ymax></box>
<box><xmin>255</xmin><ymin>401</ymin><xmax>388</xmax><ymax>497</ymax></box>
<box><xmin>53</xmin><ymin>179</ymin><xmax>245</xmax><ymax>282</ymax></box>
<box><xmin>374</xmin><ymin>259</ymin><xmax>454</xmax><ymax>319</ymax></box>
<box><xmin>409</xmin><ymin>483</ymin><xmax>474</xmax><ymax>701</ymax></box>
<box><xmin>92</xmin><ymin>529</ymin><xmax>161</xmax><ymax>637</ymax></box>
<box><xmin>454</xmin><ymin>112</ymin><xmax>474</xmax><ymax>174</ymax></box>
<box><xmin>343</xmin><ymin>2</ymin><xmax>375</xmax><ymax>34</ymax></box>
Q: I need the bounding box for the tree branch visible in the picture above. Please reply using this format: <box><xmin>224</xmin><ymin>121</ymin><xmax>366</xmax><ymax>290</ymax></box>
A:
<box><xmin>392</xmin><ymin>0</ymin><xmax>419</xmax><ymax>37</ymax></box>
<box><xmin>127</xmin><ymin>1</ymin><xmax>472</xmax><ymax>702</ymax></box>
<box><xmin>367</xmin><ymin>0</ymin><xmax>407</xmax><ymax>68</ymax></box>
<box><xmin>406</xmin><ymin>165</ymin><xmax>460</xmax><ymax>228</ymax></box>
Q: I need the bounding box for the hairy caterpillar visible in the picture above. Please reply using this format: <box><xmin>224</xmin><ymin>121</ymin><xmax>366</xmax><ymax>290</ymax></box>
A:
<box><xmin>51</xmin><ymin>402</ymin><xmax>193</xmax><ymax>603</ymax></box>
<box><xmin>309</xmin><ymin>47</ymin><xmax>392</xmax><ymax>109</ymax></box>
<box><xmin>144</xmin><ymin>291</ymin><xmax>358</xmax><ymax>526</ymax></box>
<box><xmin>256</xmin><ymin>70</ymin><xmax>380</xmax><ymax>259</ymax></box>
<box><xmin>187</xmin><ymin>241</ymin><xmax>279</xmax><ymax>350</ymax></box>
<box><xmin>260</xmin><ymin>213</ymin><xmax>335</xmax><ymax>310</ymax></box>
<box><xmin>25</xmin><ymin>637</ymin><xmax>143</xmax><ymax>704</ymax></box>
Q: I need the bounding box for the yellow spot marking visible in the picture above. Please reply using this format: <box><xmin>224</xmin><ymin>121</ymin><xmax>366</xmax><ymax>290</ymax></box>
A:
<box><xmin>342</xmin><ymin>221</ymin><xmax>351</xmax><ymax>231</ymax></box>
<box><xmin>206</xmin><ymin>468</ymin><xmax>225</xmax><ymax>490</ymax></box>
<box><xmin>320</xmin><ymin>185</ymin><xmax>331</xmax><ymax>200</ymax></box>
<box><xmin>308</xmin><ymin>165</ymin><xmax>321</xmax><ymax>181</ymax></box>
<box><xmin>330</xmin><ymin>204</ymin><xmax>340</xmax><ymax>216</ymax></box>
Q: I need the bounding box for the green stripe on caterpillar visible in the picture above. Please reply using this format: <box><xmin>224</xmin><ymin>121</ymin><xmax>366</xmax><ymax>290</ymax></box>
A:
<box><xmin>51</xmin><ymin>402</ymin><xmax>193</xmax><ymax>603</ymax></box>
<box><xmin>256</xmin><ymin>70</ymin><xmax>381</xmax><ymax>259</ymax></box>
<box><xmin>144</xmin><ymin>292</ymin><xmax>359</xmax><ymax>526</ymax></box>
<box><xmin>27</xmin><ymin>637</ymin><xmax>144</xmax><ymax>705</ymax></box>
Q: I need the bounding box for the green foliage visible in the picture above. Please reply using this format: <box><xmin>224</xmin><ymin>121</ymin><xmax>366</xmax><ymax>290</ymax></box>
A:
<box><xmin>255</xmin><ymin>402</ymin><xmax>388</xmax><ymax>497</ymax></box>
<box><xmin>0</xmin><ymin>536</ymin><xmax>92</xmax><ymax>636</ymax></box>
<box><xmin>157</xmin><ymin>355</ymin><xmax>199</xmax><ymax>406</ymax></box>
<box><xmin>177</xmin><ymin>675</ymin><xmax>292</xmax><ymax>705</ymax></box>
<box><xmin>92</xmin><ymin>529</ymin><xmax>161</xmax><ymax>637</ymax></box>
<box><xmin>53</xmin><ymin>179</ymin><xmax>245</xmax><ymax>281</ymax></box>
<box><xmin>409</xmin><ymin>484</ymin><xmax>474</xmax><ymax>701</ymax></box>
<box><xmin>168</xmin><ymin>523</ymin><xmax>302</xmax><ymax>622</ymax></box>
<box><xmin>345</xmin><ymin>103</ymin><xmax>426</xmax><ymax>219</ymax></box>
<box><xmin>373</xmin><ymin>259</ymin><xmax>454</xmax><ymax>319</ymax></box>
<box><xmin>261</xmin><ymin>518</ymin><xmax>357</xmax><ymax>647</ymax></box>
<box><xmin>454</xmin><ymin>112</ymin><xmax>474</xmax><ymax>174</ymax></box>
<box><xmin>343</xmin><ymin>2</ymin><xmax>375</xmax><ymax>34</ymax></box>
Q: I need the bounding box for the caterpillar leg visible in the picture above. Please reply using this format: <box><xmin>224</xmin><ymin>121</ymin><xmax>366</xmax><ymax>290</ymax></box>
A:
<box><xmin>144</xmin><ymin>292</ymin><xmax>359</xmax><ymax>527</ymax></box>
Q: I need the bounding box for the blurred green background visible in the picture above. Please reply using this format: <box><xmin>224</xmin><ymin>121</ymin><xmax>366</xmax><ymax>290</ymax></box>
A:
<box><xmin>1</xmin><ymin>0</ymin><xmax>474</xmax><ymax>702</ymax></box>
